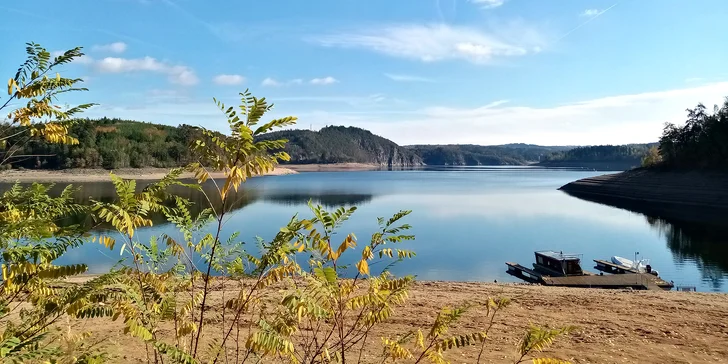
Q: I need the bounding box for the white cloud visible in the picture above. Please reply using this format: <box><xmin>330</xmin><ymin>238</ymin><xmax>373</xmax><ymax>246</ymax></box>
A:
<box><xmin>92</xmin><ymin>42</ymin><xmax>127</xmax><ymax>54</ymax></box>
<box><xmin>261</xmin><ymin>77</ymin><xmax>281</xmax><ymax>87</ymax></box>
<box><xmin>262</xmin><ymin>77</ymin><xmax>331</xmax><ymax>86</ymax></box>
<box><xmin>94</xmin><ymin>56</ymin><xmax>199</xmax><ymax>85</ymax></box>
<box><xmin>310</xmin><ymin>76</ymin><xmax>339</xmax><ymax>85</ymax></box>
<box><xmin>213</xmin><ymin>74</ymin><xmax>245</xmax><ymax>85</ymax></box>
<box><xmin>301</xmin><ymin>82</ymin><xmax>728</xmax><ymax>146</ymax></box>
<box><xmin>384</xmin><ymin>73</ymin><xmax>434</xmax><ymax>82</ymax></box>
<box><xmin>580</xmin><ymin>9</ymin><xmax>603</xmax><ymax>17</ymax></box>
<box><xmin>262</xmin><ymin>77</ymin><xmax>303</xmax><ymax>87</ymax></box>
<box><xmin>312</xmin><ymin>23</ymin><xmax>546</xmax><ymax>64</ymax></box>
<box><xmin>469</xmin><ymin>0</ymin><xmax>505</xmax><ymax>9</ymax></box>
<box><xmin>276</xmin><ymin>94</ymin><xmax>387</xmax><ymax>106</ymax></box>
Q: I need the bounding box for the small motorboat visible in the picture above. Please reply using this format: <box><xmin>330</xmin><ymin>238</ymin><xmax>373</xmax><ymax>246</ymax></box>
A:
<box><xmin>610</xmin><ymin>255</ymin><xmax>659</xmax><ymax>276</ymax></box>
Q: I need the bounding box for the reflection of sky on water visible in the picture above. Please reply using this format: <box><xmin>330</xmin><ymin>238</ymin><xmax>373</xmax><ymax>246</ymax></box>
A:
<box><xmin>26</xmin><ymin>168</ymin><xmax>727</xmax><ymax>292</ymax></box>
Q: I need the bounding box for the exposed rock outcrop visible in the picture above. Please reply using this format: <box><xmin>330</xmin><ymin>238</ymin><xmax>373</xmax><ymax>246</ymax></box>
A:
<box><xmin>559</xmin><ymin>169</ymin><xmax>728</xmax><ymax>225</ymax></box>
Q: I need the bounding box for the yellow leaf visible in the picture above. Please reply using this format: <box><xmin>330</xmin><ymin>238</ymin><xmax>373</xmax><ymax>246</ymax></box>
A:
<box><xmin>356</xmin><ymin>259</ymin><xmax>370</xmax><ymax>276</ymax></box>
<box><xmin>362</xmin><ymin>245</ymin><xmax>373</xmax><ymax>260</ymax></box>
<box><xmin>7</xmin><ymin>78</ymin><xmax>12</xmax><ymax>95</ymax></box>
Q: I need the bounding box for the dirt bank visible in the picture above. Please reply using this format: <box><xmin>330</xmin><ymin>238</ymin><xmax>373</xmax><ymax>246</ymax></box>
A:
<box><xmin>0</xmin><ymin>167</ymin><xmax>297</xmax><ymax>183</ymax></box>
<box><xmin>64</xmin><ymin>280</ymin><xmax>728</xmax><ymax>363</ymax></box>
<box><xmin>559</xmin><ymin>169</ymin><xmax>728</xmax><ymax>224</ymax></box>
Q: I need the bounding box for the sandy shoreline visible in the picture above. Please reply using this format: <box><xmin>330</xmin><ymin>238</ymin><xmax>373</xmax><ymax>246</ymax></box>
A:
<box><xmin>0</xmin><ymin>163</ymin><xmax>387</xmax><ymax>183</ymax></box>
<box><xmin>0</xmin><ymin>166</ymin><xmax>298</xmax><ymax>183</ymax></box>
<box><xmin>58</xmin><ymin>279</ymin><xmax>727</xmax><ymax>363</ymax></box>
<box><xmin>284</xmin><ymin>162</ymin><xmax>382</xmax><ymax>172</ymax></box>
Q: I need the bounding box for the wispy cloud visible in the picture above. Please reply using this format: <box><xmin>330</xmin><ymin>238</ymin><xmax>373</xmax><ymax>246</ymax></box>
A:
<box><xmin>92</xmin><ymin>42</ymin><xmax>127</xmax><ymax>54</ymax></box>
<box><xmin>262</xmin><ymin>77</ymin><xmax>338</xmax><ymax>86</ymax></box>
<box><xmin>311</xmin><ymin>23</ymin><xmax>546</xmax><ymax>64</ymax></box>
<box><xmin>310</xmin><ymin>76</ymin><xmax>339</xmax><ymax>85</ymax></box>
<box><xmin>556</xmin><ymin>3</ymin><xmax>619</xmax><ymax>43</ymax></box>
<box><xmin>94</xmin><ymin>56</ymin><xmax>199</xmax><ymax>86</ymax></box>
<box><xmin>384</xmin><ymin>73</ymin><xmax>435</xmax><ymax>82</ymax></box>
<box><xmin>469</xmin><ymin>0</ymin><xmax>505</xmax><ymax>9</ymax></box>
<box><xmin>363</xmin><ymin>82</ymin><xmax>728</xmax><ymax>145</ymax></box>
<box><xmin>580</xmin><ymin>9</ymin><xmax>603</xmax><ymax>17</ymax></box>
<box><xmin>213</xmin><ymin>74</ymin><xmax>245</xmax><ymax>85</ymax></box>
<box><xmin>261</xmin><ymin>78</ymin><xmax>303</xmax><ymax>87</ymax></box>
<box><xmin>274</xmin><ymin>94</ymin><xmax>388</xmax><ymax>107</ymax></box>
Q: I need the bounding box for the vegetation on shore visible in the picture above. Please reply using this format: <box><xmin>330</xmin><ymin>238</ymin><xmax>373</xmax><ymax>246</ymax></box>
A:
<box><xmin>406</xmin><ymin>144</ymin><xmax>567</xmax><ymax>166</ymax></box>
<box><xmin>539</xmin><ymin>144</ymin><xmax>655</xmax><ymax>168</ymax></box>
<box><xmin>1</xmin><ymin>117</ymin><xmax>657</xmax><ymax>170</ymax></box>
<box><xmin>1</xmin><ymin>43</ymin><xmax>575</xmax><ymax>364</ymax></box>
<box><xmin>653</xmin><ymin>98</ymin><xmax>728</xmax><ymax>170</ymax></box>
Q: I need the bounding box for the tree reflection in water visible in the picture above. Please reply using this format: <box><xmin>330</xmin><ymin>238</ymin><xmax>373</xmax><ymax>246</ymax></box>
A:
<box><xmin>645</xmin><ymin>216</ymin><xmax>728</xmax><ymax>291</ymax></box>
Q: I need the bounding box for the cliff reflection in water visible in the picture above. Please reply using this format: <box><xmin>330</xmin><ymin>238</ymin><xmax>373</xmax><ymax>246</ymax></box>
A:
<box><xmin>33</xmin><ymin>179</ymin><xmax>375</xmax><ymax>230</ymax></box>
<box><xmin>262</xmin><ymin>192</ymin><xmax>373</xmax><ymax>208</ymax></box>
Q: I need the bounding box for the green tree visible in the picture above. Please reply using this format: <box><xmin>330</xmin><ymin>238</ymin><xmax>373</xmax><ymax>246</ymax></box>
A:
<box><xmin>658</xmin><ymin>98</ymin><xmax>728</xmax><ymax>169</ymax></box>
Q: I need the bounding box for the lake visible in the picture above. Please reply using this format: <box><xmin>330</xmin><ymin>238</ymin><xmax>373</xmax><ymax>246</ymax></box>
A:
<box><xmin>23</xmin><ymin>167</ymin><xmax>728</xmax><ymax>292</ymax></box>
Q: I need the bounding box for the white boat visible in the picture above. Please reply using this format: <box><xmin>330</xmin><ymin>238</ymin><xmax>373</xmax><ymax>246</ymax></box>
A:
<box><xmin>611</xmin><ymin>256</ymin><xmax>638</xmax><ymax>269</ymax></box>
<box><xmin>610</xmin><ymin>255</ymin><xmax>659</xmax><ymax>276</ymax></box>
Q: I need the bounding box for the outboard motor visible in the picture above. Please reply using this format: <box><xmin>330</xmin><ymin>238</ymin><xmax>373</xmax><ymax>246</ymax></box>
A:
<box><xmin>646</xmin><ymin>264</ymin><xmax>659</xmax><ymax>276</ymax></box>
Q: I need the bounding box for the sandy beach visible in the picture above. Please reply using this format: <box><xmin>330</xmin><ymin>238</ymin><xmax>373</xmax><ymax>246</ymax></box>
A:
<box><xmin>0</xmin><ymin>163</ymin><xmax>389</xmax><ymax>183</ymax></box>
<box><xmin>60</xmin><ymin>280</ymin><xmax>728</xmax><ymax>363</ymax></box>
<box><xmin>285</xmin><ymin>163</ymin><xmax>382</xmax><ymax>172</ymax></box>
<box><xmin>0</xmin><ymin>166</ymin><xmax>298</xmax><ymax>183</ymax></box>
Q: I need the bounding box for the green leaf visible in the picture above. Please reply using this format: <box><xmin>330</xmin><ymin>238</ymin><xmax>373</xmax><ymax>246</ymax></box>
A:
<box><xmin>313</xmin><ymin>266</ymin><xmax>337</xmax><ymax>284</ymax></box>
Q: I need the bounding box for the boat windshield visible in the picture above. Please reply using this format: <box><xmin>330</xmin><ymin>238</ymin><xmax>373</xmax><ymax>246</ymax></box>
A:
<box><xmin>565</xmin><ymin>259</ymin><xmax>583</xmax><ymax>275</ymax></box>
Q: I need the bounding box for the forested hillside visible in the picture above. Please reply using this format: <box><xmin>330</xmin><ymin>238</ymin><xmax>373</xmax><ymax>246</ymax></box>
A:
<box><xmin>405</xmin><ymin>144</ymin><xmax>568</xmax><ymax>165</ymax></box>
<box><xmin>2</xmin><ymin>118</ymin><xmax>202</xmax><ymax>169</ymax></box>
<box><xmin>540</xmin><ymin>144</ymin><xmax>655</xmax><ymax>164</ymax></box>
<box><xmin>657</xmin><ymin>98</ymin><xmax>728</xmax><ymax>170</ymax></box>
<box><xmin>1</xmin><ymin>116</ymin><xmax>662</xmax><ymax>171</ymax></box>
<box><xmin>2</xmin><ymin>120</ymin><xmax>423</xmax><ymax>169</ymax></box>
<box><xmin>255</xmin><ymin>126</ymin><xmax>423</xmax><ymax>166</ymax></box>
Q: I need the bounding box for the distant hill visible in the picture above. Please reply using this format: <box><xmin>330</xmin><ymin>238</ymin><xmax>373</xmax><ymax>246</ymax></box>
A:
<box><xmin>2</xmin><ymin>117</ymin><xmax>202</xmax><ymax>170</ymax></box>
<box><xmin>495</xmin><ymin>143</ymin><xmax>574</xmax><ymax>151</ymax></box>
<box><xmin>254</xmin><ymin>126</ymin><xmax>423</xmax><ymax>167</ymax></box>
<box><xmin>537</xmin><ymin>144</ymin><xmax>657</xmax><ymax>170</ymax></box>
<box><xmin>404</xmin><ymin>144</ymin><xmax>567</xmax><ymax>166</ymax></box>
<box><xmin>1</xmin><ymin>117</ymin><xmax>656</xmax><ymax>171</ymax></box>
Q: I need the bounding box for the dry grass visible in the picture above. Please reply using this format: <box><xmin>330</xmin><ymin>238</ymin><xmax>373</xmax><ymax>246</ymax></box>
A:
<box><xmin>61</xmin><ymin>280</ymin><xmax>728</xmax><ymax>363</ymax></box>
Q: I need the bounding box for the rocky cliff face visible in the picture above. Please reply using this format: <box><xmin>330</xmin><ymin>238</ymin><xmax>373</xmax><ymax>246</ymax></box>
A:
<box><xmin>258</xmin><ymin>126</ymin><xmax>423</xmax><ymax>166</ymax></box>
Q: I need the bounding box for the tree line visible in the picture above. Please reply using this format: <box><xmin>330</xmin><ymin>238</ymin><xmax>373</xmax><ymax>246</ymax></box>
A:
<box><xmin>540</xmin><ymin>144</ymin><xmax>655</xmax><ymax>164</ymax></box>
<box><xmin>656</xmin><ymin>98</ymin><xmax>728</xmax><ymax>170</ymax></box>
<box><xmin>0</xmin><ymin>117</ymin><xmax>204</xmax><ymax>169</ymax></box>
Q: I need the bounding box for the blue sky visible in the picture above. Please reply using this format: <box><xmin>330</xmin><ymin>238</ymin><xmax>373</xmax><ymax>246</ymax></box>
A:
<box><xmin>2</xmin><ymin>0</ymin><xmax>727</xmax><ymax>145</ymax></box>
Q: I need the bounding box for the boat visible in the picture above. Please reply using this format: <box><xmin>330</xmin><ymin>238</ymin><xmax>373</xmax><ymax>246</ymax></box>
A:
<box><xmin>506</xmin><ymin>250</ymin><xmax>674</xmax><ymax>290</ymax></box>
<box><xmin>609</xmin><ymin>254</ymin><xmax>659</xmax><ymax>276</ymax></box>
<box><xmin>532</xmin><ymin>251</ymin><xmax>586</xmax><ymax>277</ymax></box>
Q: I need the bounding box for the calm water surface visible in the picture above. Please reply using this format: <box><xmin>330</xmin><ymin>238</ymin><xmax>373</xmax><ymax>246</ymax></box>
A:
<box><xmin>34</xmin><ymin>167</ymin><xmax>728</xmax><ymax>292</ymax></box>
